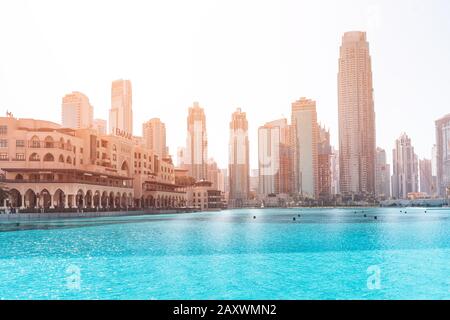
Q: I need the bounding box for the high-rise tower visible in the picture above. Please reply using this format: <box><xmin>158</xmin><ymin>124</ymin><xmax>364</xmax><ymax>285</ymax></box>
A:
<box><xmin>338</xmin><ymin>31</ymin><xmax>376</xmax><ymax>196</ymax></box>
<box><xmin>61</xmin><ymin>92</ymin><xmax>93</xmax><ymax>129</ymax></box>
<box><xmin>143</xmin><ymin>118</ymin><xmax>167</xmax><ymax>158</ymax></box>
<box><xmin>229</xmin><ymin>108</ymin><xmax>250</xmax><ymax>206</ymax></box>
<box><xmin>186</xmin><ymin>102</ymin><xmax>208</xmax><ymax>181</ymax></box>
<box><xmin>291</xmin><ymin>98</ymin><xmax>319</xmax><ymax>199</ymax></box>
<box><xmin>109</xmin><ymin>79</ymin><xmax>133</xmax><ymax>136</ymax></box>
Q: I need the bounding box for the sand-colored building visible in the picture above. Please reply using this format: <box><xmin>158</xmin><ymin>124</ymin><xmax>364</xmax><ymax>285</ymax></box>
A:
<box><xmin>0</xmin><ymin>115</ymin><xmax>185</xmax><ymax>211</ymax></box>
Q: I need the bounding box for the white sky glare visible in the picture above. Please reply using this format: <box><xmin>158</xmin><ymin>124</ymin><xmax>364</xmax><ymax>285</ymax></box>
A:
<box><xmin>1</xmin><ymin>0</ymin><xmax>449</xmax><ymax>169</ymax></box>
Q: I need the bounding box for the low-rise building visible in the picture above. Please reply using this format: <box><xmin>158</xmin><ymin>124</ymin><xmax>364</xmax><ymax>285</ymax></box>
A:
<box><xmin>0</xmin><ymin>115</ymin><xmax>185</xmax><ymax>211</ymax></box>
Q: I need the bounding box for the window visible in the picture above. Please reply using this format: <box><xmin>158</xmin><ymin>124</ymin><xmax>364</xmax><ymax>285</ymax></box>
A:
<box><xmin>16</xmin><ymin>153</ymin><xmax>25</xmax><ymax>161</ymax></box>
<box><xmin>16</xmin><ymin>140</ymin><xmax>25</xmax><ymax>148</ymax></box>
<box><xmin>0</xmin><ymin>126</ymin><xmax>7</xmax><ymax>135</ymax></box>
<box><xmin>0</xmin><ymin>140</ymin><xmax>7</xmax><ymax>148</ymax></box>
<box><xmin>0</xmin><ymin>153</ymin><xmax>8</xmax><ymax>160</ymax></box>
<box><xmin>30</xmin><ymin>136</ymin><xmax>40</xmax><ymax>148</ymax></box>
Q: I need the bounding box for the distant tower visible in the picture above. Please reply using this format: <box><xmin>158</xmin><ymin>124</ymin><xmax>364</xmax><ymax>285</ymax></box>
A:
<box><xmin>109</xmin><ymin>79</ymin><xmax>133</xmax><ymax>135</ymax></box>
<box><xmin>61</xmin><ymin>92</ymin><xmax>93</xmax><ymax>129</ymax></box>
<box><xmin>375</xmin><ymin>147</ymin><xmax>391</xmax><ymax>199</ymax></box>
<box><xmin>258</xmin><ymin>118</ymin><xmax>295</xmax><ymax>196</ymax></box>
<box><xmin>419</xmin><ymin>159</ymin><xmax>433</xmax><ymax>196</ymax></box>
<box><xmin>338</xmin><ymin>31</ymin><xmax>376</xmax><ymax>196</ymax></box>
<box><xmin>186</xmin><ymin>102</ymin><xmax>208</xmax><ymax>181</ymax></box>
<box><xmin>291</xmin><ymin>98</ymin><xmax>319</xmax><ymax>199</ymax></box>
<box><xmin>392</xmin><ymin>133</ymin><xmax>418</xmax><ymax>199</ymax></box>
<box><xmin>229</xmin><ymin>108</ymin><xmax>250</xmax><ymax>206</ymax></box>
<box><xmin>317</xmin><ymin>125</ymin><xmax>332</xmax><ymax>198</ymax></box>
<box><xmin>143</xmin><ymin>118</ymin><xmax>167</xmax><ymax>158</ymax></box>
<box><xmin>435</xmin><ymin>114</ymin><xmax>450</xmax><ymax>197</ymax></box>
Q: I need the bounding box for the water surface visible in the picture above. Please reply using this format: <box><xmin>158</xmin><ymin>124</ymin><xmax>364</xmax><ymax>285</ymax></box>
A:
<box><xmin>0</xmin><ymin>208</ymin><xmax>449</xmax><ymax>299</ymax></box>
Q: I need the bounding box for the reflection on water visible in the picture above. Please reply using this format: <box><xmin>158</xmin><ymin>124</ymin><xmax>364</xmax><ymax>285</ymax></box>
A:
<box><xmin>1</xmin><ymin>208</ymin><xmax>448</xmax><ymax>232</ymax></box>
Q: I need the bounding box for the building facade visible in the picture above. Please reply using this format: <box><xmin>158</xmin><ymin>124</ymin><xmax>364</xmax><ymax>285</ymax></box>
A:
<box><xmin>291</xmin><ymin>98</ymin><xmax>319</xmax><ymax>199</ymax></box>
<box><xmin>185</xmin><ymin>102</ymin><xmax>208</xmax><ymax>181</ymax></box>
<box><xmin>258</xmin><ymin>118</ymin><xmax>295</xmax><ymax>197</ymax></box>
<box><xmin>435</xmin><ymin>114</ymin><xmax>450</xmax><ymax>197</ymax></box>
<box><xmin>142</xmin><ymin>118</ymin><xmax>168</xmax><ymax>158</ymax></box>
<box><xmin>419</xmin><ymin>158</ymin><xmax>433</xmax><ymax>196</ymax></box>
<box><xmin>392</xmin><ymin>133</ymin><xmax>418</xmax><ymax>199</ymax></box>
<box><xmin>228</xmin><ymin>108</ymin><xmax>250</xmax><ymax>206</ymax></box>
<box><xmin>317</xmin><ymin>125</ymin><xmax>331</xmax><ymax>199</ymax></box>
<box><xmin>338</xmin><ymin>31</ymin><xmax>376</xmax><ymax>197</ymax></box>
<box><xmin>109</xmin><ymin>79</ymin><xmax>133</xmax><ymax>136</ymax></box>
<box><xmin>375</xmin><ymin>147</ymin><xmax>391</xmax><ymax>200</ymax></box>
<box><xmin>61</xmin><ymin>92</ymin><xmax>93</xmax><ymax>130</ymax></box>
<box><xmin>330</xmin><ymin>148</ymin><xmax>340</xmax><ymax>195</ymax></box>
<box><xmin>0</xmin><ymin>115</ymin><xmax>185</xmax><ymax>211</ymax></box>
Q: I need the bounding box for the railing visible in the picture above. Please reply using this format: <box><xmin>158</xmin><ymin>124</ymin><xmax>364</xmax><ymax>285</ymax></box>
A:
<box><xmin>1</xmin><ymin>178</ymin><xmax>133</xmax><ymax>189</ymax></box>
<box><xmin>28</xmin><ymin>141</ymin><xmax>73</xmax><ymax>151</ymax></box>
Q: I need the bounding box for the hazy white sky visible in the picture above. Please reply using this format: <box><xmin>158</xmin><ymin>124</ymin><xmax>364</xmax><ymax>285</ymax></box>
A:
<box><xmin>1</xmin><ymin>0</ymin><xmax>449</xmax><ymax>169</ymax></box>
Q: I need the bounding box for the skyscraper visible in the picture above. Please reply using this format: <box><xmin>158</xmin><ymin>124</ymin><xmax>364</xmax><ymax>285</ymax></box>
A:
<box><xmin>431</xmin><ymin>144</ymin><xmax>438</xmax><ymax>196</ymax></box>
<box><xmin>186</xmin><ymin>102</ymin><xmax>208</xmax><ymax>181</ymax></box>
<box><xmin>207</xmin><ymin>158</ymin><xmax>220</xmax><ymax>190</ymax></box>
<box><xmin>109</xmin><ymin>79</ymin><xmax>133</xmax><ymax>135</ymax></box>
<box><xmin>392</xmin><ymin>133</ymin><xmax>418</xmax><ymax>199</ymax></box>
<box><xmin>419</xmin><ymin>158</ymin><xmax>433</xmax><ymax>196</ymax></box>
<box><xmin>338</xmin><ymin>31</ymin><xmax>376</xmax><ymax>196</ymax></box>
<box><xmin>142</xmin><ymin>118</ymin><xmax>167</xmax><ymax>158</ymax></box>
<box><xmin>61</xmin><ymin>92</ymin><xmax>93</xmax><ymax>129</ymax></box>
<box><xmin>228</xmin><ymin>108</ymin><xmax>250</xmax><ymax>206</ymax></box>
<box><xmin>435</xmin><ymin>114</ymin><xmax>450</xmax><ymax>197</ymax></box>
<box><xmin>291</xmin><ymin>98</ymin><xmax>319</xmax><ymax>199</ymax></box>
<box><xmin>258</xmin><ymin>119</ymin><xmax>295</xmax><ymax>196</ymax></box>
<box><xmin>375</xmin><ymin>147</ymin><xmax>391</xmax><ymax>199</ymax></box>
<box><xmin>317</xmin><ymin>125</ymin><xmax>332</xmax><ymax>198</ymax></box>
<box><xmin>330</xmin><ymin>148</ymin><xmax>340</xmax><ymax>195</ymax></box>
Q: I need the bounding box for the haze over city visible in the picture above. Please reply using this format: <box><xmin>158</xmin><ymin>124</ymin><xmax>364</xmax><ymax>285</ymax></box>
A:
<box><xmin>1</xmin><ymin>0</ymin><xmax>450</xmax><ymax>169</ymax></box>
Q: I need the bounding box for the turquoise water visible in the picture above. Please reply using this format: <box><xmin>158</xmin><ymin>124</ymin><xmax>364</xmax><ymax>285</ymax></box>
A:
<box><xmin>0</xmin><ymin>208</ymin><xmax>449</xmax><ymax>300</ymax></box>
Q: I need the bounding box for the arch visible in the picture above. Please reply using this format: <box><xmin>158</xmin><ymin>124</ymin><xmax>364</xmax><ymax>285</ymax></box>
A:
<box><xmin>66</xmin><ymin>139</ymin><xmax>72</xmax><ymax>150</ymax></box>
<box><xmin>66</xmin><ymin>156</ymin><xmax>72</xmax><ymax>164</ymax></box>
<box><xmin>30</xmin><ymin>135</ymin><xmax>40</xmax><ymax>148</ymax></box>
<box><xmin>29</xmin><ymin>153</ymin><xmax>40</xmax><ymax>161</ymax></box>
<box><xmin>58</xmin><ymin>154</ymin><xmax>65</xmax><ymax>163</ymax></box>
<box><xmin>39</xmin><ymin>189</ymin><xmax>51</xmax><ymax>209</ymax></box>
<box><xmin>109</xmin><ymin>191</ymin><xmax>115</xmax><ymax>208</ymax></box>
<box><xmin>115</xmin><ymin>192</ymin><xmax>121</xmax><ymax>208</ymax></box>
<box><xmin>15</xmin><ymin>174</ymin><xmax>24</xmax><ymax>180</ymax></box>
<box><xmin>59</xmin><ymin>137</ymin><xmax>65</xmax><ymax>149</ymax></box>
<box><xmin>76</xmin><ymin>189</ymin><xmax>84</xmax><ymax>208</ymax></box>
<box><xmin>53</xmin><ymin>189</ymin><xmax>65</xmax><ymax>209</ymax></box>
<box><xmin>43</xmin><ymin>153</ymin><xmax>55</xmax><ymax>162</ymax></box>
<box><xmin>24</xmin><ymin>189</ymin><xmax>37</xmax><ymax>209</ymax></box>
<box><xmin>44</xmin><ymin>136</ymin><xmax>54</xmax><ymax>148</ymax></box>
<box><xmin>101</xmin><ymin>191</ymin><xmax>108</xmax><ymax>209</ymax></box>
<box><xmin>85</xmin><ymin>190</ymin><xmax>93</xmax><ymax>208</ymax></box>
<box><xmin>121</xmin><ymin>161</ymin><xmax>130</xmax><ymax>175</ymax></box>
<box><xmin>93</xmin><ymin>191</ymin><xmax>101</xmax><ymax>208</ymax></box>
<box><xmin>121</xmin><ymin>192</ymin><xmax>128</xmax><ymax>208</ymax></box>
<box><xmin>129</xmin><ymin>193</ymin><xmax>133</xmax><ymax>207</ymax></box>
<box><xmin>8</xmin><ymin>189</ymin><xmax>22</xmax><ymax>208</ymax></box>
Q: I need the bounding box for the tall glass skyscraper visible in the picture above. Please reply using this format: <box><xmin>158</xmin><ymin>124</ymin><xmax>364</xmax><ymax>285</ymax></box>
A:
<box><xmin>338</xmin><ymin>31</ymin><xmax>376</xmax><ymax>196</ymax></box>
<box><xmin>109</xmin><ymin>79</ymin><xmax>133</xmax><ymax>136</ymax></box>
<box><xmin>228</xmin><ymin>108</ymin><xmax>249</xmax><ymax>207</ymax></box>
<box><xmin>186</xmin><ymin>102</ymin><xmax>208</xmax><ymax>181</ymax></box>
